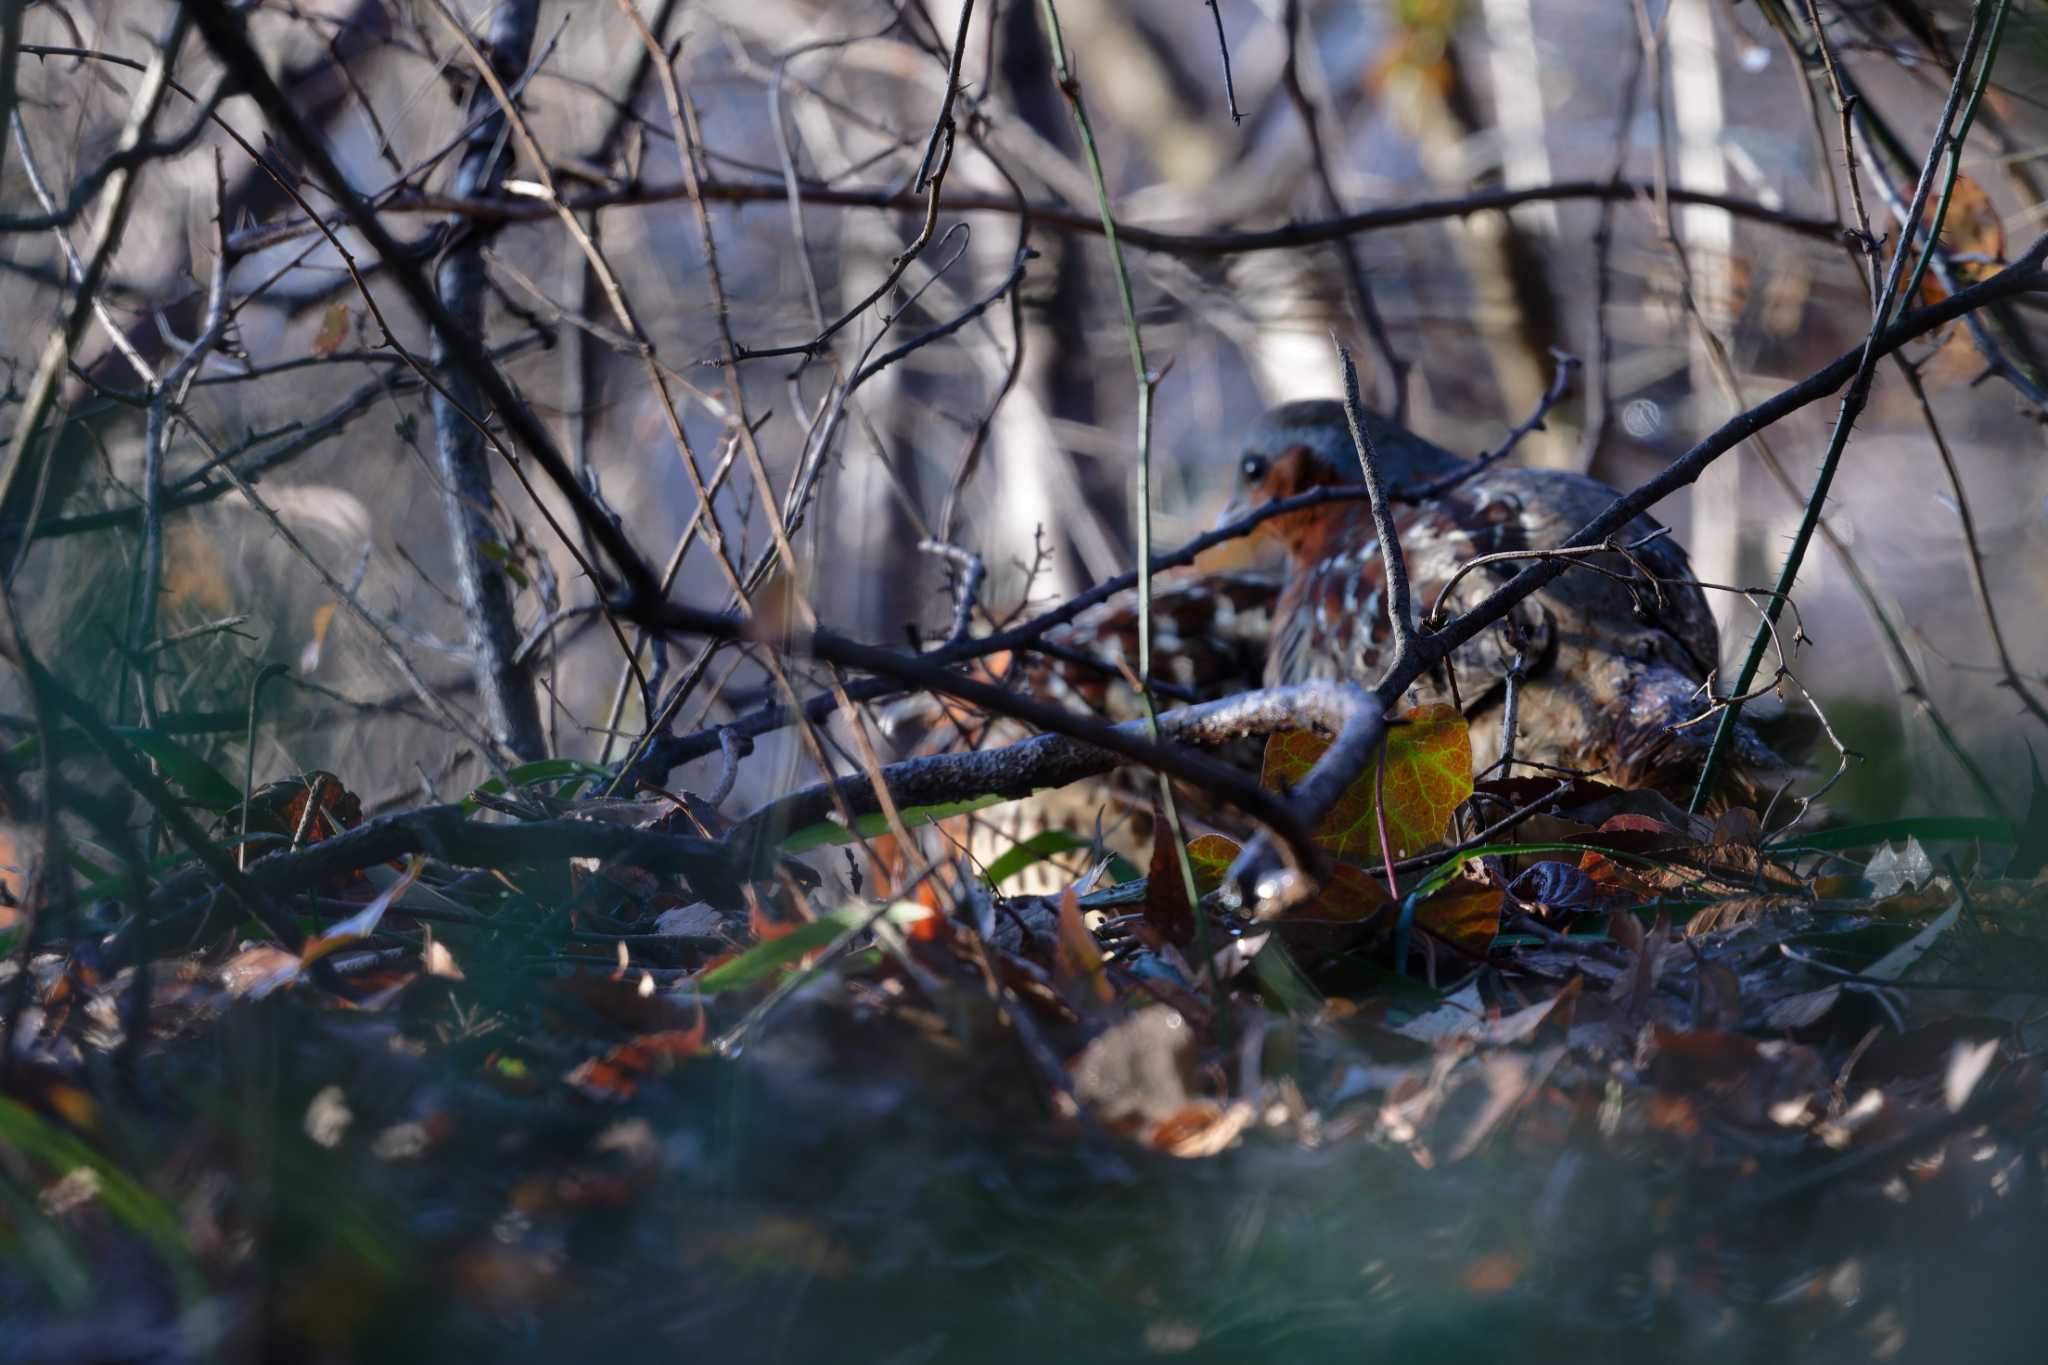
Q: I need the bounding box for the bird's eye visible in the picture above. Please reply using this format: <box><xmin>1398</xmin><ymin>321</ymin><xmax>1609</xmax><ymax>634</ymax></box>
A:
<box><xmin>1240</xmin><ymin>454</ymin><xmax>1269</xmax><ymax>483</ymax></box>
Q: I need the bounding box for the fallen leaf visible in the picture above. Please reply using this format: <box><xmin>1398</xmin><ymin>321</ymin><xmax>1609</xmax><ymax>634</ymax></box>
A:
<box><xmin>1267</xmin><ymin>862</ymin><xmax>1392</xmax><ymax>953</ymax></box>
<box><xmin>1140</xmin><ymin>804</ymin><xmax>1197</xmax><ymax>946</ymax></box>
<box><xmin>564</xmin><ymin>1026</ymin><xmax>706</xmax><ymax>1103</ymax></box>
<box><xmin>1859</xmin><ymin>902</ymin><xmax>1959</xmax><ymax>981</ymax></box>
<box><xmin>423</xmin><ymin>935</ymin><xmax>464</xmax><ymax>980</ymax></box>
<box><xmin>299</xmin><ymin>855</ymin><xmax>423</xmax><ymax>966</ymax></box>
<box><xmin>1483</xmin><ymin>976</ymin><xmax>1581</xmax><ymax>1046</ymax></box>
<box><xmin>299</xmin><ymin>602</ymin><xmax>337</xmax><ymax>674</ymax></box>
<box><xmin>1183</xmin><ymin>832</ymin><xmax>1240</xmax><ymax>894</ymax></box>
<box><xmin>1412</xmin><ymin>884</ymin><xmax>1501</xmax><ymax>955</ymax></box>
<box><xmin>1866</xmin><ymin>838</ymin><xmax>1935</xmax><ymax>898</ymax></box>
<box><xmin>219</xmin><ymin>944</ymin><xmax>305</xmax><ymax>999</ymax></box>
<box><xmin>1391</xmin><ymin>981</ymin><xmax>1484</xmax><ymax>1044</ymax></box>
<box><xmin>1510</xmin><ymin>860</ymin><xmax>1601</xmax><ymax>916</ymax></box>
<box><xmin>1763</xmin><ymin>985</ymin><xmax>1841</xmax><ymax>1031</ymax></box>
<box><xmin>1462</xmin><ymin>1250</ymin><xmax>1528</xmax><ymax>1294</ymax></box>
<box><xmin>1710</xmin><ymin>806</ymin><xmax>1762</xmax><ymax>850</ymax></box>
<box><xmin>1686</xmin><ymin>895</ymin><xmax>1802</xmax><ymax>937</ymax></box>
<box><xmin>1149</xmin><ymin>1100</ymin><xmax>1255</xmax><ymax>1159</ymax></box>
<box><xmin>1071</xmin><ymin>1006</ymin><xmax>1196</xmax><ymax>1127</ymax></box>
<box><xmin>1263</xmin><ymin>704</ymin><xmax>1472</xmax><ymax>860</ymax></box>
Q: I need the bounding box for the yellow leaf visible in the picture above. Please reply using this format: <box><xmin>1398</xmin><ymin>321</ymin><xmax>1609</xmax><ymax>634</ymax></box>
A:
<box><xmin>1261</xmin><ymin>704</ymin><xmax>1473</xmax><ymax>859</ymax></box>
<box><xmin>311</xmin><ymin>302</ymin><xmax>351</xmax><ymax>358</ymax></box>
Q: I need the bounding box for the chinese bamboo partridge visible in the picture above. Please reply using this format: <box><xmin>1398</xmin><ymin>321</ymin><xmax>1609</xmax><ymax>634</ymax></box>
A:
<box><xmin>888</xmin><ymin>401</ymin><xmax>1791</xmax><ymax>893</ymax></box>
<box><xmin>1221</xmin><ymin>399</ymin><xmax>1788</xmax><ymax>801</ymax></box>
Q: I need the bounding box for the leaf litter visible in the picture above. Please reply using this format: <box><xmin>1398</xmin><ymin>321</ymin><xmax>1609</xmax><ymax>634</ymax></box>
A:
<box><xmin>5</xmin><ymin>716</ymin><xmax>2048</xmax><ymax>1361</ymax></box>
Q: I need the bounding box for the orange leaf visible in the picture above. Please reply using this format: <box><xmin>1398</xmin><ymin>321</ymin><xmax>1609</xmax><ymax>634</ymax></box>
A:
<box><xmin>1376</xmin><ymin>704</ymin><xmax>1473</xmax><ymax>855</ymax></box>
<box><xmin>311</xmin><ymin>302</ymin><xmax>351</xmax><ymax>358</ymax></box>
<box><xmin>299</xmin><ymin>855</ymin><xmax>422</xmax><ymax>965</ymax></box>
<box><xmin>1917</xmin><ymin>173</ymin><xmax>2004</xmax><ymax>308</ymax></box>
<box><xmin>1462</xmin><ymin>1250</ymin><xmax>1528</xmax><ymax>1295</ymax></box>
<box><xmin>747</xmin><ymin>896</ymin><xmax>799</xmax><ymax>942</ymax></box>
<box><xmin>1914</xmin><ymin>175</ymin><xmax>2005</xmax><ymax>384</ymax></box>
<box><xmin>299</xmin><ymin>601</ymin><xmax>338</xmax><ymax>674</ymax></box>
<box><xmin>238</xmin><ymin>770</ymin><xmax>363</xmax><ymax>843</ymax></box>
<box><xmin>220</xmin><ymin>944</ymin><xmax>304</xmax><ymax>998</ymax></box>
<box><xmin>1412</xmin><ymin>884</ymin><xmax>1501</xmax><ymax>954</ymax></box>
<box><xmin>1141</xmin><ymin>833</ymin><xmax>1250</xmax><ymax>933</ymax></box>
<box><xmin>1184</xmin><ymin>833</ymin><xmax>1240</xmax><ymax>894</ymax></box>
<box><xmin>1267</xmin><ymin>862</ymin><xmax>1393</xmax><ymax>953</ymax></box>
<box><xmin>1262</xmin><ymin>705</ymin><xmax>1472</xmax><ymax>861</ymax></box>
<box><xmin>565</xmin><ymin>1021</ymin><xmax>707</xmax><ymax>1103</ymax></box>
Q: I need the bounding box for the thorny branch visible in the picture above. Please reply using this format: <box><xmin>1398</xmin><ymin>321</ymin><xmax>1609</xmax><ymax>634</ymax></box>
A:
<box><xmin>1693</xmin><ymin>0</ymin><xmax>2005</xmax><ymax>806</ymax></box>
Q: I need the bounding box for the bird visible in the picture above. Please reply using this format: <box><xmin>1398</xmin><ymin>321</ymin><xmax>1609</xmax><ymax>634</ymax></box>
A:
<box><xmin>1217</xmin><ymin>399</ymin><xmax>1789</xmax><ymax>802</ymax></box>
<box><xmin>885</xmin><ymin>400</ymin><xmax>1792</xmax><ymax>894</ymax></box>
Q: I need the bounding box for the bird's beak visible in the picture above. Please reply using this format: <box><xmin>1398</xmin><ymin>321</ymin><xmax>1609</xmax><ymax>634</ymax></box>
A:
<box><xmin>1213</xmin><ymin>487</ymin><xmax>1251</xmax><ymax>533</ymax></box>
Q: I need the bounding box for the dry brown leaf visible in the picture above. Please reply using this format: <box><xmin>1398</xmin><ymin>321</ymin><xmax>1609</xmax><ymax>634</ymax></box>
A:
<box><xmin>423</xmin><ymin>935</ymin><xmax>464</xmax><ymax>981</ymax></box>
<box><xmin>219</xmin><ymin>944</ymin><xmax>304</xmax><ymax>998</ymax></box>
<box><xmin>1461</xmin><ymin>1250</ymin><xmax>1529</xmax><ymax>1294</ymax></box>
<box><xmin>1685</xmin><ymin>894</ymin><xmax>1802</xmax><ymax>937</ymax></box>
<box><xmin>311</xmin><ymin>301</ymin><xmax>352</xmax><ymax>358</ymax></box>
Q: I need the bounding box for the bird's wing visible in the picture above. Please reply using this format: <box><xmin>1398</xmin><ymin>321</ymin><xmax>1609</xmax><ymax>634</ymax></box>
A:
<box><xmin>1259</xmin><ymin>498</ymin><xmax>1556</xmax><ymax>710</ymax></box>
<box><xmin>1404</xmin><ymin>494</ymin><xmax>1557</xmax><ymax>712</ymax></box>
<box><xmin>1481</xmin><ymin>470</ymin><xmax>1721</xmax><ymax>676</ymax></box>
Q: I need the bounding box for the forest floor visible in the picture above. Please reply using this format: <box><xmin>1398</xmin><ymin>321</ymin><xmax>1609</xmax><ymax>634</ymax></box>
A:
<box><xmin>4</xmin><ymin>714</ymin><xmax>2046</xmax><ymax>1364</ymax></box>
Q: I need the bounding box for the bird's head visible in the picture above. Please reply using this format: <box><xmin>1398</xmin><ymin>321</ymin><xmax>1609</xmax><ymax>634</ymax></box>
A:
<box><xmin>1215</xmin><ymin>400</ymin><xmax>1471</xmax><ymax>539</ymax></box>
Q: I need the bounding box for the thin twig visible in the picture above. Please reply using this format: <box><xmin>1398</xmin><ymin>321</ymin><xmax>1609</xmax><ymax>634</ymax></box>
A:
<box><xmin>0</xmin><ymin>5</ymin><xmax>193</xmax><ymax>579</ymax></box>
<box><xmin>1035</xmin><ymin>0</ymin><xmax>1210</xmax><ymax>967</ymax></box>
<box><xmin>631</xmin><ymin>244</ymin><xmax>2048</xmax><ymax>787</ymax></box>
<box><xmin>618</xmin><ymin>1</ymin><xmax>923</xmax><ymax>889</ymax></box>
<box><xmin>183</xmin><ymin>0</ymin><xmax>663</xmax><ymax>606</ymax></box>
<box><xmin>128</xmin><ymin>152</ymin><xmax>231</xmax><ymax>727</ymax></box>
<box><xmin>1203</xmin><ymin>0</ymin><xmax>1243</xmax><ymax>125</ymax></box>
<box><xmin>1335</xmin><ymin>338</ymin><xmax>1418</xmax><ymax>670</ymax></box>
<box><xmin>1403</xmin><ymin>351</ymin><xmax>1581</xmax><ymax>502</ymax></box>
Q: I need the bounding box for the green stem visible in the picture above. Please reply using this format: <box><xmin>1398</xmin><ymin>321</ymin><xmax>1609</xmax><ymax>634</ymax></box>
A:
<box><xmin>1896</xmin><ymin>0</ymin><xmax>2011</xmax><ymax>317</ymax></box>
<box><xmin>1035</xmin><ymin>0</ymin><xmax>1210</xmax><ymax>972</ymax></box>
<box><xmin>1690</xmin><ymin>0</ymin><xmax>2003</xmax><ymax>813</ymax></box>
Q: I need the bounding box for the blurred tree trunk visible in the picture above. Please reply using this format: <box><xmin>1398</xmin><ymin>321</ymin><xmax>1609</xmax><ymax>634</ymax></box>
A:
<box><xmin>983</xmin><ymin>0</ymin><xmax>1115</xmax><ymax>594</ymax></box>
<box><xmin>430</xmin><ymin>0</ymin><xmax>546</xmax><ymax>762</ymax></box>
<box><xmin>1396</xmin><ymin>8</ymin><xmax>1573</xmax><ymax>464</ymax></box>
<box><xmin>1670</xmin><ymin>0</ymin><xmax>1741</xmax><ymax>661</ymax></box>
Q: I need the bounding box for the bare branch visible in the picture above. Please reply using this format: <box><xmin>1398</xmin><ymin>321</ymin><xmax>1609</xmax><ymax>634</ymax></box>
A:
<box><xmin>1335</xmin><ymin>338</ymin><xmax>1418</xmax><ymax>671</ymax></box>
<box><xmin>233</xmin><ymin>177</ymin><xmax>1850</xmax><ymax>262</ymax></box>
